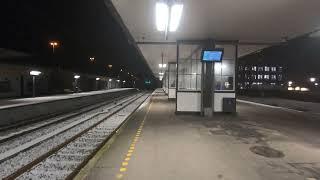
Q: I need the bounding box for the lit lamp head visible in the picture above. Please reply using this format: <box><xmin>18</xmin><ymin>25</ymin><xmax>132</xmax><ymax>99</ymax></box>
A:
<box><xmin>117</xmin><ymin>80</ymin><xmax>120</xmax><ymax>82</ymax></box>
<box><xmin>50</xmin><ymin>41</ymin><xmax>58</xmax><ymax>46</ymax></box>
<box><xmin>74</xmin><ymin>75</ymin><xmax>80</xmax><ymax>79</ymax></box>
<box><xmin>96</xmin><ymin>77</ymin><xmax>100</xmax><ymax>81</ymax></box>
<box><xmin>310</xmin><ymin>77</ymin><xmax>316</xmax><ymax>82</ymax></box>
<box><xmin>109</xmin><ymin>79</ymin><xmax>112</xmax><ymax>82</ymax></box>
<box><xmin>123</xmin><ymin>80</ymin><xmax>126</xmax><ymax>83</ymax></box>
<box><xmin>30</xmin><ymin>70</ymin><xmax>42</xmax><ymax>76</ymax></box>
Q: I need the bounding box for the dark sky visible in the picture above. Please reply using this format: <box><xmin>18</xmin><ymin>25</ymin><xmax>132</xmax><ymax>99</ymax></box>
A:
<box><xmin>240</xmin><ymin>37</ymin><xmax>320</xmax><ymax>83</ymax></box>
<box><xmin>1</xmin><ymin>0</ymin><xmax>154</xmax><ymax>80</ymax></box>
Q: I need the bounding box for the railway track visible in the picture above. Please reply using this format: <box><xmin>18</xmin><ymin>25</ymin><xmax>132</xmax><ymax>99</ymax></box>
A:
<box><xmin>0</xmin><ymin>92</ymin><xmax>150</xmax><ymax>179</ymax></box>
<box><xmin>0</xmin><ymin>92</ymin><xmax>134</xmax><ymax>144</ymax></box>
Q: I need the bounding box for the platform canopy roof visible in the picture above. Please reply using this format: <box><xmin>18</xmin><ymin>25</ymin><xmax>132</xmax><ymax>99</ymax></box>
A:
<box><xmin>110</xmin><ymin>0</ymin><xmax>320</xmax><ymax>77</ymax></box>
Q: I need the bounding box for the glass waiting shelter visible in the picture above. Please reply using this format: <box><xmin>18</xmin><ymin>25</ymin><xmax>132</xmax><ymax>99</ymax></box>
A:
<box><xmin>167</xmin><ymin>62</ymin><xmax>177</xmax><ymax>99</ymax></box>
<box><xmin>176</xmin><ymin>40</ymin><xmax>237</xmax><ymax>114</ymax></box>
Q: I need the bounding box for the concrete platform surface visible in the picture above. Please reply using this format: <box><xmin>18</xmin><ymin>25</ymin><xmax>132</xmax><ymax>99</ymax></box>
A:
<box><xmin>84</xmin><ymin>90</ymin><xmax>320</xmax><ymax>180</ymax></box>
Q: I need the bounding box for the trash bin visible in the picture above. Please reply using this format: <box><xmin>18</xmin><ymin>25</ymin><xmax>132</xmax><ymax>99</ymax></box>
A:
<box><xmin>223</xmin><ymin>98</ymin><xmax>236</xmax><ymax>112</ymax></box>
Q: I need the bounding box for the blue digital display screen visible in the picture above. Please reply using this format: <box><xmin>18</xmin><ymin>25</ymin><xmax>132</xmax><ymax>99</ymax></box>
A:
<box><xmin>202</xmin><ymin>50</ymin><xmax>223</xmax><ymax>62</ymax></box>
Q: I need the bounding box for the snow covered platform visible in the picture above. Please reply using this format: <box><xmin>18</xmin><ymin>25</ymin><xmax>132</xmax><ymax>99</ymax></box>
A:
<box><xmin>0</xmin><ymin>88</ymin><xmax>136</xmax><ymax>127</ymax></box>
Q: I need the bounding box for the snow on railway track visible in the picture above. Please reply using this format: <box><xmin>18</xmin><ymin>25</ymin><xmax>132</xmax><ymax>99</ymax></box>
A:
<box><xmin>0</xmin><ymin>92</ymin><xmax>150</xmax><ymax>179</ymax></box>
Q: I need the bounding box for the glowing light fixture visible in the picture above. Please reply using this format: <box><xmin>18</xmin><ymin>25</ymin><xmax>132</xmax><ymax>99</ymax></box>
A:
<box><xmin>30</xmin><ymin>70</ymin><xmax>41</xmax><ymax>76</ymax></box>
<box><xmin>288</xmin><ymin>87</ymin><xmax>294</xmax><ymax>91</ymax></box>
<box><xmin>123</xmin><ymin>80</ymin><xmax>126</xmax><ymax>83</ymax></box>
<box><xmin>295</xmin><ymin>86</ymin><xmax>300</xmax><ymax>91</ymax></box>
<box><xmin>288</xmin><ymin>81</ymin><xmax>293</xmax><ymax>86</ymax></box>
<box><xmin>156</xmin><ymin>3</ymin><xmax>169</xmax><ymax>31</ymax></box>
<box><xmin>315</xmin><ymin>83</ymin><xmax>319</xmax><ymax>86</ymax></box>
<box><xmin>300</xmin><ymin>87</ymin><xmax>310</xmax><ymax>92</ymax></box>
<box><xmin>159</xmin><ymin>72</ymin><xmax>164</xmax><ymax>75</ymax></box>
<box><xmin>109</xmin><ymin>79</ymin><xmax>112</xmax><ymax>82</ymax></box>
<box><xmin>310</xmin><ymin>77</ymin><xmax>316</xmax><ymax>82</ymax></box>
<box><xmin>96</xmin><ymin>77</ymin><xmax>100</xmax><ymax>81</ymax></box>
<box><xmin>156</xmin><ymin>2</ymin><xmax>183</xmax><ymax>32</ymax></box>
<box><xmin>169</xmin><ymin>4</ymin><xmax>183</xmax><ymax>32</ymax></box>
<box><xmin>159</xmin><ymin>64</ymin><xmax>167</xmax><ymax>68</ymax></box>
<box><xmin>74</xmin><ymin>75</ymin><xmax>80</xmax><ymax>79</ymax></box>
<box><xmin>117</xmin><ymin>80</ymin><xmax>120</xmax><ymax>82</ymax></box>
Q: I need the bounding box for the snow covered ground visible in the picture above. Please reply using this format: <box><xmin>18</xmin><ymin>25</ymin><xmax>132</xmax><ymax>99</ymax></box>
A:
<box><xmin>238</xmin><ymin>96</ymin><xmax>320</xmax><ymax>114</ymax></box>
<box><xmin>0</xmin><ymin>88</ymin><xmax>133</xmax><ymax>109</ymax></box>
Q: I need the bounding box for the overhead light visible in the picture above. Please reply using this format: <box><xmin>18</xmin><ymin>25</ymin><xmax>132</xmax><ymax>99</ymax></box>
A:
<box><xmin>96</xmin><ymin>77</ymin><xmax>100</xmax><ymax>81</ymax></box>
<box><xmin>159</xmin><ymin>72</ymin><xmax>164</xmax><ymax>75</ymax></box>
<box><xmin>117</xmin><ymin>80</ymin><xmax>120</xmax><ymax>82</ymax></box>
<box><xmin>156</xmin><ymin>2</ymin><xmax>183</xmax><ymax>32</ymax></box>
<box><xmin>169</xmin><ymin>4</ymin><xmax>183</xmax><ymax>32</ymax></box>
<box><xmin>156</xmin><ymin>2</ymin><xmax>169</xmax><ymax>31</ymax></box>
<box><xmin>159</xmin><ymin>64</ymin><xmax>167</xmax><ymax>68</ymax></box>
<box><xmin>123</xmin><ymin>80</ymin><xmax>126</xmax><ymax>83</ymax></box>
<box><xmin>30</xmin><ymin>70</ymin><xmax>41</xmax><ymax>76</ymax></box>
<box><xmin>295</xmin><ymin>86</ymin><xmax>300</xmax><ymax>91</ymax></box>
<box><xmin>109</xmin><ymin>79</ymin><xmax>112</xmax><ymax>82</ymax></box>
<box><xmin>74</xmin><ymin>75</ymin><xmax>80</xmax><ymax>79</ymax></box>
<box><xmin>300</xmin><ymin>87</ymin><xmax>310</xmax><ymax>92</ymax></box>
<box><xmin>288</xmin><ymin>81</ymin><xmax>293</xmax><ymax>86</ymax></box>
<box><xmin>315</xmin><ymin>83</ymin><xmax>319</xmax><ymax>86</ymax></box>
<box><xmin>288</xmin><ymin>87</ymin><xmax>294</xmax><ymax>91</ymax></box>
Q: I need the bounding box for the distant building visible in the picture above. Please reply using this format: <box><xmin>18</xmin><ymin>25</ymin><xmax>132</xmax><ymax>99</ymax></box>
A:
<box><xmin>237</xmin><ymin>64</ymin><xmax>285</xmax><ymax>90</ymax></box>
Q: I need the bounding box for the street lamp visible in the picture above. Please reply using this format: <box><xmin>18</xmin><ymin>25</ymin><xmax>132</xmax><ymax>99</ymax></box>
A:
<box><xmin>89</xmin><ymin>57</ymin><xmax>95</xmax><ymax>63</ymax></box>
<box><xmin>49</xmin><ymin>41</ymin><xmax>59</xmax><ymax>53</ymax></box>
<box><xmin>310</xmin><ymin>77</ymin><xmax>316</xmax><ymax>82</ymax></box>
<box><xmin>30</xmin><ymin>70</ymin><xmax>42</xmax><ymax>97</ymax></box>
<box><xmin>74</xmin><ymin>75</ymin><xmax>80</xmax><ymax>92</ymax></box>
<box><xmin>95</xmin><ymin>77</ymin><xmax>100</xmax><ymax>90</ymax></box>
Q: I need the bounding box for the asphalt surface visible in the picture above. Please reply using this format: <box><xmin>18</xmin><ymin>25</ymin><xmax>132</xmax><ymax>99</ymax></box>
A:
<box><xmin>85</xmin><ymin>90</ymin><xmax>320</xmax><ymax>180</ymax></box>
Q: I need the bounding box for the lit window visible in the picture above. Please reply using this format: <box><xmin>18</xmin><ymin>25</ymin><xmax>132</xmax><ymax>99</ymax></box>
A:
<box><xmin>265</xmin><ymin>66</ymin><xmax>270</xmax><ymax>71</ymax></box>
<box><xmin>258</xmin><ymin>67</ymin><xmax>264</xmax><ymax>71</ymax></box>
<box><xmin>252</xmin><ymin>66</ymin><xmax>257</xmax><ymax>71</ymax></box>
<box><xmin>258</xmin><ymin>75</ymin><xmax>263</xmax><ymax>79</ymax></box>
<box><xmin>271</xmin><ymin>75</ymin><xmax>277</xmax><ymax>80</ymax></box>
<box><xmin>251</xmin><ymin>75</ymin><xmax>257</xmax><ymax>79</ymax></box>
<box><xmin>264</xmin><ymin>75</ymin><xmax>269</xmax><ymax>79</ymax></box>
<box><xmin>278</xmin><ymin>67</ymin><xmax>283</xmax><ymax>72</ymax></box>
<box><xmin>271</xmin><ymin>67</ymin><xmax>276</xmax><ymax>72</ymax></box>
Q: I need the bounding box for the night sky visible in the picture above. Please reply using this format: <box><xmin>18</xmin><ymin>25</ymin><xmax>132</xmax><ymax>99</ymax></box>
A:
<box><xmin>240</xmin><ymin>36</ymin><xmax>320</xmax><ymax>84</ymax></box>
<box><xmin>1</xmin><ymin>0</ymin><xmax>154</xmax><ymax>81</ymax></box>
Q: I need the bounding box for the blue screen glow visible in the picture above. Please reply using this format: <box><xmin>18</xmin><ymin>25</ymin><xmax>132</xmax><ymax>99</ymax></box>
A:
<box><xmin>202</xmin><ymin>51</ymin><xmax>223</xmax><ymax>61</ymax></box>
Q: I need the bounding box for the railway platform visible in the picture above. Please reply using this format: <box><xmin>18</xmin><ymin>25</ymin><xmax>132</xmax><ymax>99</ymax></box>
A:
<box><xmin>80</xmin><ymin>89</ymin><xmax>320</xmax><ymax>180</ymax></box>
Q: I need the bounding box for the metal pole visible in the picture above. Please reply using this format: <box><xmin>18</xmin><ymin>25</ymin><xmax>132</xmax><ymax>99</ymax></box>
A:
<box><xmin>52</xmin><ymin>45</ymin><xmax>55</xmax><ymax>54</ymax></box>
<box><xmin>75</xmin><ymin>79</ymin><xmax>78</xmax><ymax>92</ymax></box>
<box><xmin>32</xmin><ymin>76</ymin><xmax>36</xmax><ymax>97</ymax></box>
